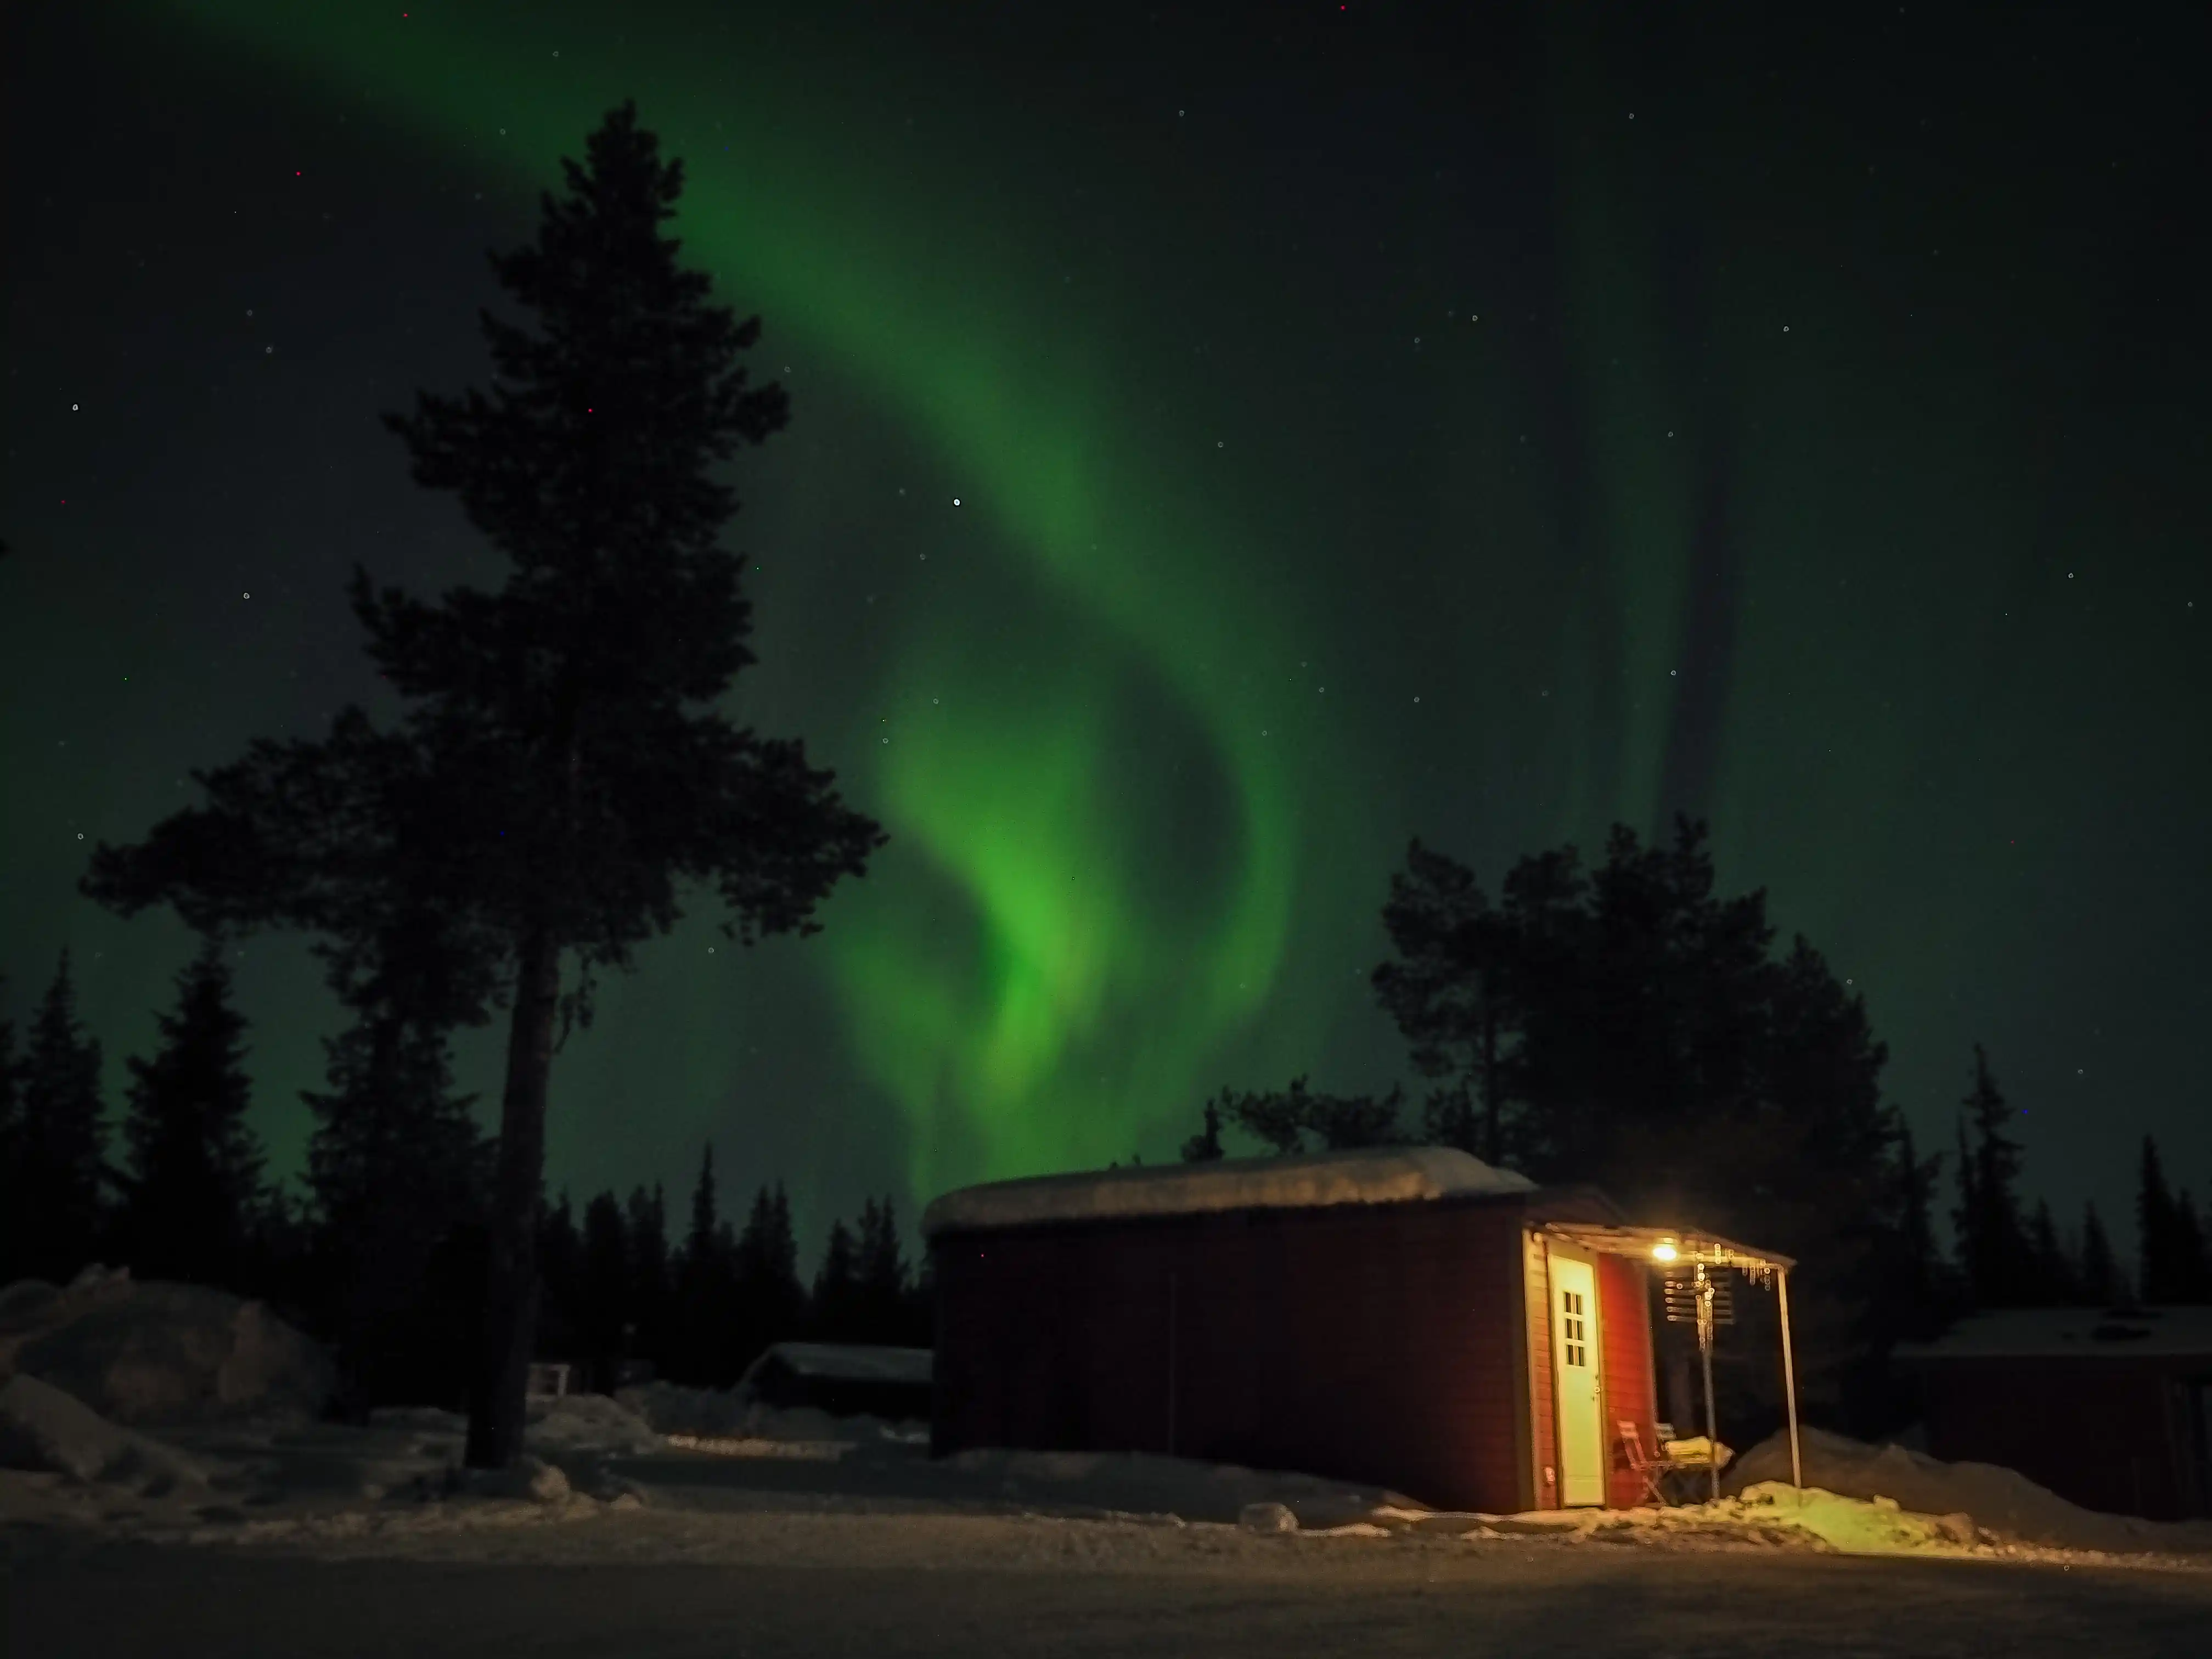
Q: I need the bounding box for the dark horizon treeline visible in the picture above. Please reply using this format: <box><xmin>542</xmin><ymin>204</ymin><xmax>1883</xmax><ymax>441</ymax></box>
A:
<box><xmin>0</xmin><ymin>943</ymin><xmax>928</xmax><ymax>1413</ymax></box>
<box><xmin>1180</xmin><ymin>818</ymin><xmax>2212</xmax><ymax>1436</ymax></box>
<box><xmin>5</xmin><ymin>826</ymin><xmax>2210</xmax><ymax>1430</ymax></box>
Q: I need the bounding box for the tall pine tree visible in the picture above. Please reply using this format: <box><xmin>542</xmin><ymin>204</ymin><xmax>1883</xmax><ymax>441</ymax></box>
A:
<box><xmin>2024</xmin><ymin>1199</ymin><xmax>2078</xmax><ymax>1306</ymax></box>
<box><xmin>811</xmin><ymin>1218</ymin><xmax>860</xmax><ymax>1343</ymax></box>
<box><xmin>2134</xmin><ymin>1137</ymin><xmax>2207</xmax><ymax>1303</ymax></box>
<box><xmin>14</xmin><ymin>952</ymin><xmax>108</xmax><ymax>1282</ymax></box>
<box><xmin>303</xmin><ymin>1013</ymin><xmax>490</xmax><ymax>1405</ymax></box>
<box><xmin>576</xmin><ymin>1190</ymin><xmax>632</xmax><ymax>1390</ymax></box>
<box><xmin>733</xmin><ymin>1180</ymin><xmax>804</xmax><ymax>1370</ymax></box>
<box><xmin>854</xmin><ymin>1196</ymin><xmax>913</xmax><ymax>1343</ymax></box>
<box><xmin>1951</xmin><ymin>1043</ymin><xmax>2030</xmax><ymax>1308</ymax></box>
<box><xmin>82</xmin><ymin>102</ymin><xmax>885</xmax><ymax>1467</ymax></box>
<box><xmin>2078</xmin><ymin>1201</ymin><xmax>2123</xmax><ymax>1308</ymax></box>
<box><xmin>672</xmin><ymin>1145</ymin><xmax>735</xmax><ymax>1383</ymax></box>
<box><xmin>624</xmin><ymin>1183</ymin><xmax>671</xmax><ymax>1380</ymax></box>
<box><xmin>114</xmin><ymin>938</ymin><xmax>264</xmax><ymax>1286</ymax></box>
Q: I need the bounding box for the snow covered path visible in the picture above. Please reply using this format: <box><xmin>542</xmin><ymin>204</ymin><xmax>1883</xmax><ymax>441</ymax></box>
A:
<box><xmin>9</xmin><ymin>1509</ymin><xmax>2212</xmax><ymax>1658</ymax></box>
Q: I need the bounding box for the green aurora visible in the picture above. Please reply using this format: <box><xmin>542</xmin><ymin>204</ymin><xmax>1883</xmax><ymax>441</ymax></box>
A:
<box><xmin>4</xmin><ymin>3</ymin><xmax>2202</xmax><ymax>1238</ymax></box>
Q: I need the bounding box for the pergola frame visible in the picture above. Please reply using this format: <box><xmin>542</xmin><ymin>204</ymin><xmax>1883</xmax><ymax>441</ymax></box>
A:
<box><xmin>1539</xmin><ymin>1222</ymin><xmax>1803</xmax><ymax>1494</ymax></box>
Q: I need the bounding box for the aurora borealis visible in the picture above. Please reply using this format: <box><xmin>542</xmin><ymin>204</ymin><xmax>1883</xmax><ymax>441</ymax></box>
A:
<box><xmin>2</xmin><ymin>3</ymin><xmax>2206</xmax><ymax>1258</ymax></box>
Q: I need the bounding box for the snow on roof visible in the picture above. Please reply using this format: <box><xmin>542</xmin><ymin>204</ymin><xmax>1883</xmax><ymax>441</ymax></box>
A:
<box><xmin>1893</xmin><ymin>1306</ymin><xmax>2212</xmax><ymax>1363</ymax></box>
<box><xmin>741</xmin><ymin>1342</ymin><xmax>935</xmax><ymax>1386</ymax></box>
<box><xmin>921</xmin><ymin>1145</ymin><xmax>1537</xmax><ymax>1239</ymax></box>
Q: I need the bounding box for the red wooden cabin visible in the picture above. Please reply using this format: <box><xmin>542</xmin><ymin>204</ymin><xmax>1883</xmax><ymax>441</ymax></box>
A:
<box><xmin>924</xmin><ymin>1147</ymin><xmax>1727</xmax><ymax>1512</ymax></box>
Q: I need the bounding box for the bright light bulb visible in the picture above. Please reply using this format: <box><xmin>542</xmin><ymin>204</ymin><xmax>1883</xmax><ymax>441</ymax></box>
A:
<box><xmin>1652</xmin><ymin>1240</ymin><xmax>1679</xmax><ymax>1263</ymax></box>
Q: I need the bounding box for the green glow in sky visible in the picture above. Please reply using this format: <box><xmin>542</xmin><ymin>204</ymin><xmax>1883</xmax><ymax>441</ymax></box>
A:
<box><xmin>166</xmin><ymin>1</ymin><xmax>1327</xmax><ymax>1191</ymax></box>
<box><xmin>51</xmin><ymin>3</ymin><xmax>2193</xmax><ymax>1234</ymax></box>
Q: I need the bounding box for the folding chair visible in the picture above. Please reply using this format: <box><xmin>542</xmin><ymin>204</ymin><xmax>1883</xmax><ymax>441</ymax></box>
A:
<box><xmin>1616</xmin><ymin>1419</ymin><xmax>1669</xmax><ymax>1506</ymax></box>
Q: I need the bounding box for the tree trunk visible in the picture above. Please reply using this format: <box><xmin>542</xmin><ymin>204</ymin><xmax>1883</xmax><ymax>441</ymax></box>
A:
<box><xmin>464</xmin><ymin>916</ymin><xmax>561</xmax><ymax>1469</ymax></box>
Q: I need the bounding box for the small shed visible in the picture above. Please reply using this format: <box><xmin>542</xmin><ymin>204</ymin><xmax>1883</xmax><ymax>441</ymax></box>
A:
<box><xmin>1895</xmin><ymin>1306</ymin><xmax>2212</xmax><ymax>1521</ymax></box>
<box><xmin>922</xmin><ymin>1146</ymin><xmax>1796</xmax><ymax>1512</ymax></box>
<box><xmin>735</xmin><ymin>1341</ymin><xmax>935</xmax><ymax>1422</ymax></box>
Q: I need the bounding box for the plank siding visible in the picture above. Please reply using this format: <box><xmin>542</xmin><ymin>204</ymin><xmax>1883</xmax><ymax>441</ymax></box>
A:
<box><xmin>932</xmin><ymin>1195</ymin><xmax>1626</xmax><ymax>1514</ymax></box>
<box><xmin>1597</xmin><ymin>1251</ymin><xmax>1659</xmax><ymax>1509</ymax></box>
<box><xmin>1522</xmin><ymin>1229</ymin><xmax>1557</xmax><ymax>1508</ymax></box>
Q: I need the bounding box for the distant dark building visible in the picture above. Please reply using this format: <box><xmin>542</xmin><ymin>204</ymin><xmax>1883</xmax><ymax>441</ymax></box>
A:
<box><xmin>735</xmin><ymin>1341</ymin><xmax>935</xmax><ymax>1422</ymax></box>
<box><xmin>1895</xmin><ymin>1307</ymin><xmax>2212</xmax><ymax>1521</ymax></box>
<box><xmin>922</xmin><ymin>1148</ymin><xmax>1791</xmax><ymax>1512</ymax></box>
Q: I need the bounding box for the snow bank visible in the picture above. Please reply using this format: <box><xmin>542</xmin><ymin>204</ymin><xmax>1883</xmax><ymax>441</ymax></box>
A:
<box><xmin>1724</xmin><ymin>1425</ymin><xmax>2212</xmax><ymax>1555</ymax></box>
<box><xmin>1</xmin><ymin>1269</ymin><xmax>334</xmax><ymax>1427</ymax></box>
<box><xmin>922</xmin><ymin>1146</ymin><xmax>1535</xmax><ymax>1238</ymax></box>
<box><xmin>0</xmin><ymin>1373</ymin><xmax>207</xmax><ymax>1494</ymax></box>
<box><xmin>524</xmin><ymin>1392</ymin><xmax>663</xmax><ymax>1455</ymax></box>
<box><xmin>942</xmin><ymin>1447</ymin><xmax>1419</xmax><ymax>1528</ymax></box>
<box><xmin>616</xmin><ymin>1381</ymin><xmax>922</xmax><ymax>1448</ymax></box>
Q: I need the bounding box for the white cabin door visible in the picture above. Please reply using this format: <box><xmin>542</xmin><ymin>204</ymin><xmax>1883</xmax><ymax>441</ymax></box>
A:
<box><xmin>1549</xmin><ymin>1249</ymin><xmax>1605</xmax><ymax>1506</ymax></box>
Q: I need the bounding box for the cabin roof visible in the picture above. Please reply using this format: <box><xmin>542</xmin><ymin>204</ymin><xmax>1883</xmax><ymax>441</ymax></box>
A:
<box><xmin>921</xmin><ymin>1145</ymin><xmax>1538</xmax><ymax>1239</ymax></box>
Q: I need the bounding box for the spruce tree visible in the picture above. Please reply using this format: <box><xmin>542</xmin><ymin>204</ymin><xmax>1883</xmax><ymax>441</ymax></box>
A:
<box><xmin>854</xmin><ymin>1196</ymin><xmax>911</xmax><ymax>1343</ymax></box>
<box><xmin>1374</xmin><ymin>842</ymin><xmax>1519</xmax><ymax>1162</ymax></box>
<box><xmin>2025</xmin><ymin>1199</ymin><xmax>2077</xmax><ymax>1306</ymax></box>
<box><xmin>82</xmin><ymin>102</ymin><xmax>885</xmax><ymax>1467</ymax></box>
<box><xmin>624</xmin><ymin>1183</ymin><xmax>671</xmax><ymax>1379</ymax></box>
<box><xmin>577</xmin><ymin>1190</ymin><xmax>631</xmax><ymax>1389</ymax></box>
<box><xmin>2138</xmin><ymin>1137</ymin><xmax>2184</xmax><ymax>1303</ymax></box>
<box><xmin>733</xmin><ymin>1180</ymin><xmax>804</xmax><ymax>1369</ymax></box>
<box><xmin>673</xmin><ymin>1145</ymin><xmax>733</xmax><ymax>1382</ymax></box>
<box><xmin>304</xmin><ymin>1012</ymin><xmax>488</xmax><ymax>1403</ymax></box>
<box><xmin>15</xmin><ymin>952</ymin><xmax>109</xmax><ymax>1281</ymax></box>
<box><xmin>115</xmin><ymin>938</ymin><xmax>263</xmax><ymax>1286</ymax></box>
<box><xmin>1178</xmin><ymin>1098</ymin><xmax>1225</xmax><ymax>1163</ymax></box>
<box><xmin>1952</xmin><ymin>1044</ymin><xmax>2029</xmax><ymax>1308</ymax></box>
<box><xmin>536</xmin><ymin>1191</ymin><xmax>583</xmax><ymax>1367</ymax></box>
<box><xmin>2078</xmin><ymin>1201</ymin><xmax>2122</xmax><ymax>1307</ymax></box>
<box><xmin>812</xmin><ymin>1218</ymin><xmax>860</xmax><ymax>1343</ymax></box>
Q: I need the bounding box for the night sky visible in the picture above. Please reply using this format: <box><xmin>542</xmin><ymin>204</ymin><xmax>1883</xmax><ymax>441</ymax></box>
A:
<box><xmin>3</xmin><ymin>2</ymin><xmax>2206</xmax><ymax>1266</ymax></box>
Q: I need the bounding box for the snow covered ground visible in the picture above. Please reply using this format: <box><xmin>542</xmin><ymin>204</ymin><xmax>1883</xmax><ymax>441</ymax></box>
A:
<box><xmin>7</xmin><ymin>1363</ymin><xmax>2212</xmax><ymax>1655</ymax></box>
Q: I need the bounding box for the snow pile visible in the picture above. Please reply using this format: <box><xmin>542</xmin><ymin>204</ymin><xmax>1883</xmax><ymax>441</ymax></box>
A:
<box><xmin>525</xmin><ymin>1392</ymin><xmax>663</xmax><ymax>1455</ymax></box>
<box><xmin>943</xmin><ymin>1447</ymin><xmax>1419</xmax><ymax>1527</ymax></box>
<box><xmin>923</xmin><ymin>1146</ymin><xmax>1535</xmax><ymax>1238</ymax></box>
<box><xmin>0</xmin><ymin>1373</ymin><xmax>208</xmax><ymax>1495</ymax></box>
<box><xmin>0</xmin><ymin>1268</ymin><xmax>334</xmax><ymax>1427</ymax></box>
<box><xmin>1724</xmin><ymin>1426</ymin><xmax>2212</xmax><ymax>1555</ymax></box>
<box><xmin>617</xmin><ymin>1380</ymin><xmax>924</xmax><ymax>1453</ymax></box>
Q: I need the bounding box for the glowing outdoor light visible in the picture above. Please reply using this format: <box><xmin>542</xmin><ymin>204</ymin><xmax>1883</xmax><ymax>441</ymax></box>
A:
<box><xmin>1651</xmin><ymin>1239</ymin><xmax>1679</xmax><ymax>1262</ymax></box>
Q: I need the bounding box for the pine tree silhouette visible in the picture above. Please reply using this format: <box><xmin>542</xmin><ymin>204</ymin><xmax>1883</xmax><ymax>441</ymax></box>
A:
<box><xmin>812</xmin><ymin>1218</ymin><xmax>860</xmax><ymax>1342</ymax></box>
<box><xmin>1179</xmin><ymin>1097</ymin><xmax>1226</xmax><ymax>1162</ymax></box>
<box><xmin>536</xmin><ymin>1191</ymin><xmax>583</xmax><ymax>1366</ymax></box>
<box><xmin>81</xmin><ymin>102</ymin><xmax>885</xmax><ymax>1468</ymax></box>
<box><xmin>1951</xmin><ymin>1043</ymin><xmax>2030</xmax><ymax>1308</ymax></box>
<box><xmin>2138</xmin><ymin>1137</ymin><xmax>2188</xmax><ymax>1303</ymax></box>
<box><xmin>114</xmin><ymin>938</ymin><xmax>264</xmax><ymax>1286</ymax></box>
<box><xmin>303</xmin><ymin>1011</ymin><xmax>489</xmax><ymax>1405</ymax></box>
<box><xmin>624</xmin><ymin>1183</ymin><xmax>671</xmax><ymax>1380</ymax></box>
<box><xmin>577</xmin><ymin>1190</ymin><xmax>631</xmax><ymax>1391</ymax></box>
<box><xmin>733</xmin><ymin>1182</ymin><xmax>803</xmax><ymax>1371</ymax></box>
<box><xmin>2024</xmin><ymin>1199</ymin><xmax>2078</xmax><ymax>1306</ymax></box>
<box><xmin>2078</xmin><ymin>1201</ymin><xmax>2123</xmax><ymax>1307</ymax></box>
<box><xmin>14</xmin><ymin>952</ymin><xmax>108</xmax><ymax>1281</ymax></box>
<box><xmin>854</xmin><ymin>1196</ymin><xmax>912</xmax><ymax>1342</ymax></box>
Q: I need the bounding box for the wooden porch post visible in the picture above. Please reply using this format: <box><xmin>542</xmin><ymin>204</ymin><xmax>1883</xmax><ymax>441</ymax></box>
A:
<box><xmin>1777</xmin><ymin>1267</ymin><xmax>1804</xmax><ymax>1491</ymax></box>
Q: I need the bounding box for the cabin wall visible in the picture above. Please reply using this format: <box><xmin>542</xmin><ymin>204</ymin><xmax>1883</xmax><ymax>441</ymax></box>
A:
<box><xmin>1596</xmin><ymin>1252</ymin><xmax>1659</xmax><ymax>1509</ymax></box>
<box><xmin>932</xmin><ymin>1199</ymin><xmax>1535</xmax><ymax>1512</ymax></box>
<box><xmin>1918</xmin><ymin>1359</ymin><xmax>2211</xmax><ymax>1521</ymax></box>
